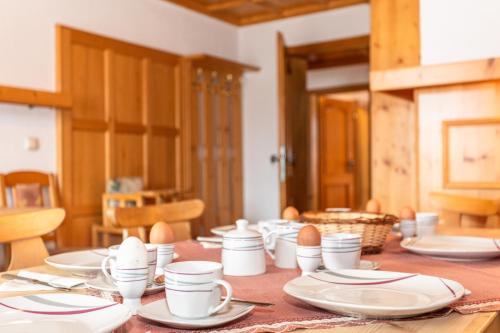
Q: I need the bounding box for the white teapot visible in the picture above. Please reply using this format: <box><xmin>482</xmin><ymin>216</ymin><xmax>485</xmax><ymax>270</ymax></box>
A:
<box><xmin>222</xmin><ymin>219</ymin><xmax>266</xmax><ymax>276</ymax></box>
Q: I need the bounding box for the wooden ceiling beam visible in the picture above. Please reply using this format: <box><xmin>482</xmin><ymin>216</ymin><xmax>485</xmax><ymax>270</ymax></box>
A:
<box><xmin>165</xmin><ymin>0</ymin><xmax>368</xmax><ymax>26</ymax></box>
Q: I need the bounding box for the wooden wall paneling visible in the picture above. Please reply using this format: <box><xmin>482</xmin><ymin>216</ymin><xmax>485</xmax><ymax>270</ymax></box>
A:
<box><xmin>230</xmin><ymin>77</ymin><xmax>244</xmax><ymax>222</ymax></box>
<box><xmin>370</xmin><ymin>0</ymin><xmax>420</xmax><ymax>71</ymax></box>
<box><xmin>416</xmin><ymin>82</ymin><xmax>500</xmax><ymax>212</ymax></box>
<box><xmin>443</xmin><ymin>118</ymin><xmax>500</xmax><ymax>189</ymax></box>
<box><xmin>56</xmin><ymin>26</ymin><xmax>73</xmax><ymax>247</ymax></box>
<box><xmin>57</xmin><ymin>26</ymin><xmax>183</xmax><ymax>246</ymax></box>
<box><xmin>187</xmin><ymin>55</ymin><xmax>250</xmax><ymax>234</ymax></box>
<box><xmin>371</xmin><ymin>92</ymin><xmax>417</xmax><ymax>215</ymax></box>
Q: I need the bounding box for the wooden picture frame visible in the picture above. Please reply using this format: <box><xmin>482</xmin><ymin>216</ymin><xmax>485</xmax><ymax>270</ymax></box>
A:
<box><xmin>442</xmin><ymin>118</ymin><xmax>500</xmax><ymax>189</ymax></box>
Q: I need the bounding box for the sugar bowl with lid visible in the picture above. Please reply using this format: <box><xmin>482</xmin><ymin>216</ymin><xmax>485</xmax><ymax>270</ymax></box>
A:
<box><xmin>221</xmin><ymin>219</ymin><xmax>266</xmax><ymax>276</ymax></box>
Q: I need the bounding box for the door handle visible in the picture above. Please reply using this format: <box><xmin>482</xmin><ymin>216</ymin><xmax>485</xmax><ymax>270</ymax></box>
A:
<box><xmin>346</xmin><ymin>159</ymin><xmax>356</xmax><ymax>171</ymax></box>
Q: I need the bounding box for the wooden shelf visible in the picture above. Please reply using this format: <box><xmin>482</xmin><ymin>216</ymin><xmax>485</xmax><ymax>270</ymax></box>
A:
<box><xmin>370</xmin><ymin>57</ymin><xmax>500</xmax><ymax>92</ymax></box>
<box><xmin>0</xmin><ymin>85</ymin><xmax>72</xmax><ymax>108</ymax></box>
<box><xmin>187</xmin><ymin>54</ymin><xmax>259</xmax><ymax>72</ymax></box>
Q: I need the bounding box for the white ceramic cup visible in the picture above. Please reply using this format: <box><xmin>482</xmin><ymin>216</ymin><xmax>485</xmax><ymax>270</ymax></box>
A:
<box><xmin>258</xmin><ymin>219</ymin><xmax>289</xmax><ymax>250</ymax></box>
<box><xmin>296</xmin><ymin>245</ymin><xmax>321</xmax><ymax>276</ymax></box>
<box><xmin>155</xmin><ymin>243</ymin><xmax>175</xmax><ymax>273</ymax></box>
<box><xmin>164</xmin><ymin>261</ymin><xmax>232</xmax><ymax>319</ymax></box>
<box><xmin>416</xmin><ymin>212</ymin><xmax>439</xmax><ymax>236</ymax></box>
<box><xmin>264</xmin><ymin>226</ymin><xmax>301</xmax><ymax>269</ymax></box>
<box><xmin>400</xmin><ymin>219</ymin><xmax>416</xmax><ymax>238</ymax></box>
<box><xmin>144</xmin><ymin>244</ymin><xmax>158</xmax><ymax>286</ymax></box>
<box><xmin>101</xmin><ymin>245</ymin><xmax>119</xmax><ymax>281</ymax></box>
<box><xmin>321</xmin><ymin>233</ymin><xmax>362</xmax><ymax>270</ymax></box>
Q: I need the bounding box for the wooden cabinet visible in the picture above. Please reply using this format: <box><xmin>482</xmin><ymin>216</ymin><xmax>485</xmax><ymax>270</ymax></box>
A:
<box><xmin>57</xmin><ymin>26</ymin><xmax>185</xmax><ymax>247</ymax></box>
<box><xmin>186</xmin><ymin>56</ymin><xmax>256</xmax><ymax>235</ymax></box>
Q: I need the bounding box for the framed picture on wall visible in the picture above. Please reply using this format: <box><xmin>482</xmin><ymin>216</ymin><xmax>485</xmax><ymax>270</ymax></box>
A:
<box><xmin>442</xmin><ymin>118</ymin><xmax>500</xmax><ymax>189</ymax></box>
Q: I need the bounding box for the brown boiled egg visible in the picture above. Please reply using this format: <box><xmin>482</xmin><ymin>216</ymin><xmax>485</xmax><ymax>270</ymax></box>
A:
<box><xmin>399</xmin><ymin>206</ymin><xmax>416</xmax><ymax>220</ymax></box>
<box><xmin>297</xmin><ymin>225</ymin><xmax>321</xmax><ymax>246</ymax></box>
<box><xmin>149</xmin><ymin>221</ymin><xmax>175</xmax><ymax>244</ymax></box>
<box><xmin>365</xmin><ymin>198</ymin><xmax>381</xmax><ymax>213</ymax></box>
<box><xmin>282</xmin><ymin>206</ymin><xmax>300</xmax><ymax>220</ymax></box>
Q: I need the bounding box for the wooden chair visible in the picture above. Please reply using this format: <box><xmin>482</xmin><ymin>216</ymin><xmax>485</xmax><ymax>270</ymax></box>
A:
<box><xmin>0</xmin><ymin>208</ymin><xmax>65</xmax><ymax>271</ymax></box>
<box><xmin>429</xmin><ymin>192</ymin><xmax>500</xmax><ymax>228</ymax></box>
<box><xmin>112</xmin><ymin>199</ymin><xmax>205</xmax><ymax>242</ymax></box>
<box><xmin>0</xmin><ymin>171</ymin><xmax>61</xmax><ymax>245</ymax></box>
<box><xmin>91</xmin><ymin>189</ymin><xmax>186</xmax><ymax>247</ymax></box>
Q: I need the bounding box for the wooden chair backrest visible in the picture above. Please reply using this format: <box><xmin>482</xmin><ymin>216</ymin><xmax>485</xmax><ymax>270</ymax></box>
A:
<box><xmin>430</xmin><ymin>192</ymin><xmax>500</xmax><ymax>228</ymax></box>
<box><xmin>0</xmin><ymin>171</ymin><xmax>60</xmax><ymax>208</ymax></box>
<box><xmin>114</xmin><ymin>199</ymin><xmax>205</xmax><ymax>241</ymax></box>
<box><xmin>0</xmin><ymin>208</ymin><xmax>65</xmax><ymax>271</ymax></box>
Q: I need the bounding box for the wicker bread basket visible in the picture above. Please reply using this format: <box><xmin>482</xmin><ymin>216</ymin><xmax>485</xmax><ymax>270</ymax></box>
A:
<box><xmin>300</xmin><ymin>211</ymin><xmax>398</xmax><ymax>254</ymax></box>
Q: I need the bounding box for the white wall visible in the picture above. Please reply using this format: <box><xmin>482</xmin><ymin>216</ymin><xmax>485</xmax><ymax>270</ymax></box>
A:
<box><xmin>306</xmin><ymin>64</ymin><xmax>369</xmax><ymax>91</ymax></box>
<box><xmin>420</xmin><ymin>0</ymin><xmax>500</xmax><ymax>65</ymax></box>
<box><xmin>238</xmin><ymin>4</ymin><xmax>370</xmax><ymax>222</ymax></box>
<box><xmin>0</xmin><ymin>0</ymin><xmax>237</xmax><ymax>173</ymax></box>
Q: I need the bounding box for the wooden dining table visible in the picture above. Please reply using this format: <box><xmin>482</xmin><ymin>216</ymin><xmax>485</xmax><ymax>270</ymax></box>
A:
<box><xmin>0</xmin><ymin>213</ymin><xmax>499</xmax><ymax>332</ymax></box>
<box><xmin>0</xmin><ymin>262</ymin><xmax>498</xmax><ymax>332</ymax></box>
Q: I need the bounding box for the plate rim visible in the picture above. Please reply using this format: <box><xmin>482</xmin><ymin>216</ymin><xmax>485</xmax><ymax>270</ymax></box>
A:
<box><xmin>137</xmin><ymin>299</ymin><xmax>254</xmax><ymax>328</ymax></box>
<box><xmin>0</xmin><ymin>293</ymin><xmax>132</xmax><ymax>333</ymax></box>
<box><xmin>401</xmin><ymin>236</ymin><xmax>500</xmax><ymax>255</ymax></box>
<box><xmin>283</xmin><ymin>270</ymin><xmax>464</xmax><ymax>317</ymax></box>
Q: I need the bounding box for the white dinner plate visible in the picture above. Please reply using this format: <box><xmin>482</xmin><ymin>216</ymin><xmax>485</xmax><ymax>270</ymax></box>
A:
<box><xmin>85</xmin><ymin>275</ymin><xmax>164</xmax><ymax>295</ymax></box>
<box><xmin>138</xmin><ymin>299</ymin><xmax>254</xmax><ymax>329</ymax></box>
<box><xmin>401</xmin><ymin>236</ymin><xmax>500</xmax><ymax>261</ymax></box>
<box><xmin>210</xmin><ymin>224</ymin><xmax>260</xmax><ymax>236</ymax></box>
<box><xmin>283</xmin><ymin>269</ymin><xmax>464</xmax><ymax>319</ymax></box>
<box><xmin>0</xmin><ymin>293</ymin><xmax>131</xmax><ymax>333</ymax></box>
<box><xmin>45</xmin><ymin>249</ymin><xmax>179</xmax><ymax>276</ymax></box>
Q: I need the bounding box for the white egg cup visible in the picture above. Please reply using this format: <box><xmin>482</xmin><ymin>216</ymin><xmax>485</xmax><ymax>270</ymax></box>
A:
<box><xmin>400</xmin><ymin>219</ymin><xmax>416</xmax><ymax>238</ymax></box>
<box><xmin>154</xmin><ymin>243</ymin><xmax>175</xmax><ymax>273</ymax></box>
<box><xmin>296</xmin><ymin>245</ymin><xmax>321</xmax><ymax>275</ymax></box>
<box><xmin>321</xmin><ymin>233</ymin><xmax>362</xmax><ymax>270</ymax></box>
<box><xmin>112</xmin><ymin>237</ymin><xmax>149</xmax><ymax>314</ymax></box>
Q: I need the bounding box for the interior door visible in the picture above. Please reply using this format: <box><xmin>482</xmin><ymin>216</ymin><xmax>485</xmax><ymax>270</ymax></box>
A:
<box><xmin>318</xmin><ymin>98</ymin><xmax>358</xmax><ymax>210</ymax></box>
<box><xmin>277</xmin><ymin>32</ymin><xmax>309</xmax><ymax>212</ymax></box>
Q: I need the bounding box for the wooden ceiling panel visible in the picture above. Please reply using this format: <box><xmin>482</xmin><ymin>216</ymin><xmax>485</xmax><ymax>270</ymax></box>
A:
<box><xmin>164</xmin><ymin>0</ymin><xmax>368</xmax><ymax>26</ymax></box>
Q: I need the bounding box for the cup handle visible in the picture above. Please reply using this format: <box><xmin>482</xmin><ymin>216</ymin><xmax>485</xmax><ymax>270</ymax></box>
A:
<box><xmin>263</xmin><ymin>230</ymin><xmax>276</xmax><ymax>260</ymax></box>
<box><xmin>208</xmin><ymin>279</ymin><xmax>233</xmax><ymax>316</ymax></box>
<box><xmin>101</xmin><ymin>256</ymin><xmax>115</xmax><ymax>285</ymax></box>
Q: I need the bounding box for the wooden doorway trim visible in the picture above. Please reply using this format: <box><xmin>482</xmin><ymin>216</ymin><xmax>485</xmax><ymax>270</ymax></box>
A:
<box><xmin>277</xmin><ymin>31</ymin><xmax>287</xmax><ymax>211</ymax></box>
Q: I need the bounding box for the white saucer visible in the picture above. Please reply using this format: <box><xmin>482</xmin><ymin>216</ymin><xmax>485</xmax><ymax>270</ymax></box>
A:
<box><xmin>138</xmin><ymin>299</ymin><xmax>254</xmax><ymax>329</ymax></box>
<box><xmin>85</xmin><ymin>276</ymin><xmax>164</xmax><ymax>295</ymax></box>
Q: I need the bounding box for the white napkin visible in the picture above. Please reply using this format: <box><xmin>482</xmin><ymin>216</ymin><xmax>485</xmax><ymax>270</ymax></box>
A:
<box><xmin>0</xmin><ymin>270</ymin><xmax>86</xmax><ymax>291</ymax></box>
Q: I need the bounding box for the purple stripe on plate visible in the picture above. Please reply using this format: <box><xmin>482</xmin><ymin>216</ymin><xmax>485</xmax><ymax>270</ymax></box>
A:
<box><xmin>116</xmin><ymin>267</ymin><xmax>148</xmax><ymax>271</ymax></box>
<box><xmin>0</xmin><ymin>302</ymin><xmax>117</xmax><ymax>315</ymax></box>
<box><xmin>493</xmin><ymin>239</ymin><xmax>500</xmax><ymax>250</ymax></box>
<box><xmin>309</xmin><ymin>273</ymin><xmax>418</xmax><ymax>285</ymax></box>
<box><xmin>439</xmin><ymin>278</ymin><xmax>457</xmax><ymax>297</ymax></box>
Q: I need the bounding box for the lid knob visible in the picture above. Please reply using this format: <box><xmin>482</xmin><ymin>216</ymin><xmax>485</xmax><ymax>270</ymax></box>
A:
<box><xmin>236</xmin><ymin>219</ymin><xmax>249</xmax><ymax>230</ymax></box>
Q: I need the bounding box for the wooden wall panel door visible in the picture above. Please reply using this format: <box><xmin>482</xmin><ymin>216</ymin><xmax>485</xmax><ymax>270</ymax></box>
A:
<box><xmin>57</xmin><ymin>26</ymin><xmax>184</xmax><ymax>247</ymax></box>
<box><xmin>188</xmin><ymin>58</ymin><xmax>246</xmax><ymax>235</ymax></box>
<box><xmin>318</xmin><ymin>99</ymin><xmax>357</xmax><ymax>210</ymax></box>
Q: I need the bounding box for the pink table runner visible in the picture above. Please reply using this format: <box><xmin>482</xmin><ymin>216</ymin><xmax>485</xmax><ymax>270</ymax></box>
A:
<box><xmin>114</xmin><ymin>236</ymin><xmax>500</xmax><ymax>332</ymax></box>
